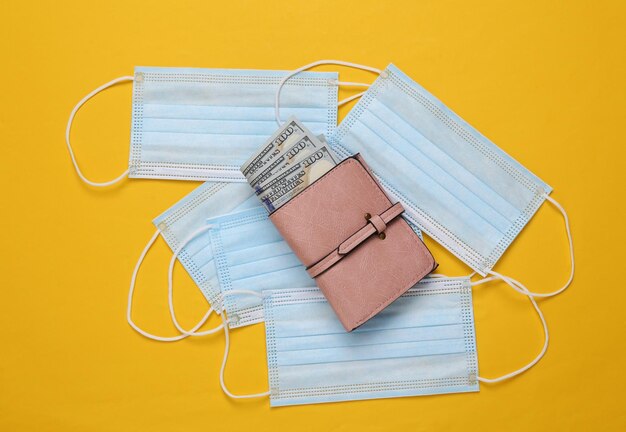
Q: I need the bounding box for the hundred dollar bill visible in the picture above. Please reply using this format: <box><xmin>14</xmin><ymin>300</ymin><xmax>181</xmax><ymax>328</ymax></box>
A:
<box><xmin>258</xmin><ymin>147</ymin><xmax>338</xmax><ymax>212</ymax></box>
<box><xmin>254</xmin><ymin>142</ymin><xmax>335</xmax><ymax>196</ymax></box>
<box><xmin>240</xmin><ymin>116</ymin><xmax>312</xmax><ymax>181</ymax></box>
<box><xmin>249</xmin><ymin>134</ymin><xmax>326</xmax><ymax>192</ymax></box>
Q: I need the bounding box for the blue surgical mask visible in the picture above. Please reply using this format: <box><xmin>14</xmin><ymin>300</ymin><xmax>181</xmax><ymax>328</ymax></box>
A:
<box><xmin>65</xmin><ymin>67</ymin><xmax>338</xmax><ymax>187</ymax></box>
<box><xmin>217</xmin><ymin>276</ymin><xmax>550</xmax><ymax>406</ymax></box>
<box><xmin>126</xmin><ymin>181</ymin><xmax>260</xmax><ymax>341</ymax></box>
<box><xmin>330</xmin><ymin>63</ymin><xmax>556</xmax><ymax>276</ymax></box>
<box><xmin>153</xmin><ymin>182</ymin><xmax>261</xmax><ymax>305</ymax></box>
<box><xmin>206</xmin><ymin>207</ymin><xmax>316</xmax><ymax>328</ymax></box>
<box><xmin>262</xmin><ymin>278</ymin><xmax>479</xmax><ymax>406</ymax></box>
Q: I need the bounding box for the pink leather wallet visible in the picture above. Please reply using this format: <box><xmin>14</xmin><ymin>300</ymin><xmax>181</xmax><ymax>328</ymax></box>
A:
<box><xmin>269</xmin><ymin>154</ymin><xmax>437</xmax><ymax>331</ymax></box>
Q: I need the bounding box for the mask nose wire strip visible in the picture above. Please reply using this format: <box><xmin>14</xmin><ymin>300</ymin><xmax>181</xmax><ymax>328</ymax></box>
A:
<box><xmin>168</xmin><ymin>224</ymin><xmax>224</xmax><ymax>336</ymax></box>
<box><xmin>65</xmin><ymin>76</ymin><xmax>134</xmax><ymax>187</ymax></box>
<box><xmin>126</xmin><ymin>228</ymin><xmax>213</xmax><ymax>341</ymax></box>
<box><xmin>219</xmin><ymin>290</ymin><xmax>270</xmax><ymax>399</ymax></box>
<box><xmin>275</xmin><ymin>60</ymin><xmax>382</xmax><ymax>126</ymax></box>
<box><xmin>489</xmin><ymin>194</ymin><xmax>574</xmax><ymax>298</ymax></box>
<box><xmin>470</xmin><ymin>277</ymin><xmax>549</xmax><ymax>383</ymax></box>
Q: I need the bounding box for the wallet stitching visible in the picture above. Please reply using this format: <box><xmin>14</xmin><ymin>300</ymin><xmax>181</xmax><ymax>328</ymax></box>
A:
<box><xmin>272</xmin><ymin>158</ymin><xmax>392</xmax><ymax>267</ymax></box>
<box><xmin>346</xmin><ymin>219</ymin><xmax>436</xmax><ymax>330</ymax></box>
<box><xmin>339</xmin><ymin>159</ymin><xmax>436</xmax><ymax>329</ymax></box>
<box><xmin>272</xmin><ymin>156</ymin><xmax>436</xmax><ymax>330</ymax></box>
<box><xmin>339</xmin><ymin>203</ymin><xmax>402</xmax><ymax>254</ymax></box>
<box><xmin>307</xmin><ymin>203</ymin><xmax>403</xmax><ymax>277</ymax></box>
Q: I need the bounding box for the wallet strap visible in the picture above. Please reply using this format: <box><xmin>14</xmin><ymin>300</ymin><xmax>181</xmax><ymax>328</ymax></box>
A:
<box><xmin>306</xmin><ymin>202</ymin><xmax>405</xmax><ymax>278</ymax></box>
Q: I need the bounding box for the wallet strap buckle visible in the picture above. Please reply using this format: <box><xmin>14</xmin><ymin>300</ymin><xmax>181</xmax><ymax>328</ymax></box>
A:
<box><xmin>306</xmin><ymin>202</ymin><xmax>405</xmax><ymax>278</ymax></box>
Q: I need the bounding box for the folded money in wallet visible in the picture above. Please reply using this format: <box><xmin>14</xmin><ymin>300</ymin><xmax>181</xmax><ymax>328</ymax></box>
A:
<box><xmin>268</xmin><ymin>154</ymin><xmax>438</xmax><ymax>331</ymax></box>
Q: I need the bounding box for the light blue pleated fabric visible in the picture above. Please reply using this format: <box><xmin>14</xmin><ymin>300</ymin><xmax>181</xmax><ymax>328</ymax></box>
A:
<box><xmin>330</xmin><ymin>64</ymin><xmax>551</xmax><ymax>275</ymax></box>
<box><xmin>130</xmin><ymin>67</ymin><xmax>338</xmax><ymax>181</ymax></box>
<box><xmin>207</xmin><ymin>207</ymin><xmax>316</xmax><ymax>328</ymax></box>
<box><xmin>152</xmin><ymin>182</ymin><xmax>260</xmax><ymax>308</ymax></box>
<box><xmin>263</xmin><ymin>277</ymin><xmax>479</xmax><ymax>407</ymax></box>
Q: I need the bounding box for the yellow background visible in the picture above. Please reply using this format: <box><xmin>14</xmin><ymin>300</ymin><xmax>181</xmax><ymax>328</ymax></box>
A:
<box><xmin>1</xmin><ymin>0</ymin><xmax>624</xmax><ymax>430</ymax></box>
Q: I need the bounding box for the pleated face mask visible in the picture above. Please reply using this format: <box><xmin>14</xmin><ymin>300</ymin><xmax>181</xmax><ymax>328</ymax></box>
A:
<box><xmin>218</xmin><ymin>275</ymin><xmax>550</xmax><ymax>406</ymax></box>
<box><xmin>263</xmin><ymin>279</ymin><xmax>478</xmax><ymax>406</ymax></box>
<box><xmin>206</xmin><ymin>207</ymin><xmax>316</xmax><ymax>328</ymax></box>
<box><xmin>328</xmin><ymin>64</ymin><xmax>576</xmax><ymax>284</ymax></box>
<box><xmin>65</xmin><ymin>67</ymin><xmax>339</xmax><ymax>186</ymax></box>
<box><xmin>126</xmin><ymin>181</ymin><xmax>261</xmax><ymax>341</ymax></box>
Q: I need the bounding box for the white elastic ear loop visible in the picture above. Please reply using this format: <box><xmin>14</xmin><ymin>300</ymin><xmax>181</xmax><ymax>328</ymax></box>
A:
<box><xmin>488</xmin><ymin>194</ymin><xmax>574</xmax><ymax>298</ymax></box>
<box><xmin>470</xmin><ymin>277</ymin><xmax>549</xmax><ymax>383</ymax></box>
<box><xmin>168</xmin><ymin>225</ymin><xmax>223</xmax><ymax>336</ymax></box>
<box><xmin>219</xmin><ymin>290</ymin><xmax>270</xmax><ymax>399</ymax></box>
<box><xmin>333</xmin><ymin>80</ymin><xmax>371</xmax><ymax>88</ymax></box>
<box><xmin>338</xmin><ymin>91</ymin><xmax>367</xmax><ymax>107</ymax></box>
<box><xmin>65</xmin><ymin>76</ymin><xmax>134</xmax><ymax>187</ymax></box>
<box><xmin>127</xmin><ymin>229</ymin><xmax>213</xmax><ymax>341</ymax></box>
<box><xmin>332</xmin><ymin>81</ymin><xmax>369</xmax><ymax>107</ymax></box>
<box><xmin>275</xmin><ymin>60</ymin><xmax>382</xmax><ymax>126</ymax></box>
